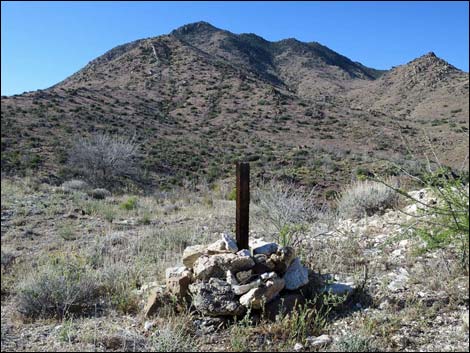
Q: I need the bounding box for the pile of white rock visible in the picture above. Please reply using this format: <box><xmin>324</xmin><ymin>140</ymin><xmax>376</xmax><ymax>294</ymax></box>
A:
<box><xmin>161</xmin><ymin>233</ymin><xmax>310</xmax><ymax>317</ymax></box>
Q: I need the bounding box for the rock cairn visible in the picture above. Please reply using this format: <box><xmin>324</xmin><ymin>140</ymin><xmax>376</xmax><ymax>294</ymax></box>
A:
<box><xmin>150</xmin><ymin>233</ymin><xmax>310</xmax><ymax>318</ymax></box>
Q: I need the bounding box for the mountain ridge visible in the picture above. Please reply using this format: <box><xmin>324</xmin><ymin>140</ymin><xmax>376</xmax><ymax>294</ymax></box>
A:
<box><xmin>1</xmin><ymin>21</ymin><xmax>468</xmax><ymax>191</ymax></box>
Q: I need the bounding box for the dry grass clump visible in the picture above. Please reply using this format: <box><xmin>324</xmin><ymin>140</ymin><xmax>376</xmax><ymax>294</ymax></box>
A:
<box><xmin>148</xmin><ymin>314</ymin><xmax>197</xmax><ymax>352</ymax></box>
<box><xmin>336</xmin><ymin>179</ymin><xmax>399</xmax><ymax>219</ymax></box>
<box><xmin>16</xmin><ymin>249</ymin><xmax>143</xmax><ymax>319</ymax></box>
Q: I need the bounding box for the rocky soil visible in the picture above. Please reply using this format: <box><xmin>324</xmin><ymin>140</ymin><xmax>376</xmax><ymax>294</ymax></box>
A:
<box><xmin>1</xmin><ymin>177</ymin><xmax>468</xmax><ymax>351</ymax></box>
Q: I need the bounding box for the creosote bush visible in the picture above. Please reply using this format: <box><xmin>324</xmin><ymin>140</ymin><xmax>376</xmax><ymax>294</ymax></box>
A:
<box><xmin>337</xmin><ymin>179</ymin><xmax>399</xmax><ymax>219</ymax></box>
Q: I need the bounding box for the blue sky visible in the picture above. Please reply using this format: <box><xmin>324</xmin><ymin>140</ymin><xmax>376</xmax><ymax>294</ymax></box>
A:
<box><xmin>2</xmin><ymin>1</ymin><xmax>469</xmax><ymax>96</ymax></box>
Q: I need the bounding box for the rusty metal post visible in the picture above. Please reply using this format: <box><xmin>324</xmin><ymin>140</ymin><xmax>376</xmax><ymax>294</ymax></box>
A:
<box><xmin>236</xmin><ymin>162</ymin><xmax>250</xmax><ymax>250</ymax></box>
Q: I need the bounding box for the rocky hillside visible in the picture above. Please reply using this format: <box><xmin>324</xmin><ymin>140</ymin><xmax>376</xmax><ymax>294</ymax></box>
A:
<box><xmin>1</xmin><ymin>22</ymin><xmax>468</xmax><ymax>190</ymax></box>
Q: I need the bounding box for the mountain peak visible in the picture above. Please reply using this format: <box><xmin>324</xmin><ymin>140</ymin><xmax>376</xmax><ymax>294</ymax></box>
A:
<box><xmin>407</xmin><ymin>51</ymin><xmax>459</xmax><ymax>73</ymax></box>
<box><xmin>171</xmin><ymin>21</ymin><xmax>220</xmax><ymax>36</ymax></box>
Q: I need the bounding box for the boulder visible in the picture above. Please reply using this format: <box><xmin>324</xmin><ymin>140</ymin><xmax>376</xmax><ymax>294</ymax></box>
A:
<box><xmin>182</xmin><ymin>244</ymin><xmax>207</xmax><ymax>268</ymax></box>
<box><xmin>165</xmin><ymin>266</ymin><xmax>192</xmax><ymax>299</ymax></box>
<box><xmin>239</xmin><ymin>277</ymin><xmax>285</xmax><ymax>309</ymax></box>
<box><xmin>189</xmin><ymin>278</ymin><xmax>246</xmax><ymax>317</ymax></box>
<box><xmin>283</xmin><ymin>258</ymin><xmax>309</xmax><ymax>290</ymax></box>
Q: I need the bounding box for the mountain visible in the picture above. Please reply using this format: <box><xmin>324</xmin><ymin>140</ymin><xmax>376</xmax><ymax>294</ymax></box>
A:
<box><xmin>1</xmin><ymin>22</ymin><xmax>468</xmax><ymax>191</ymax></box>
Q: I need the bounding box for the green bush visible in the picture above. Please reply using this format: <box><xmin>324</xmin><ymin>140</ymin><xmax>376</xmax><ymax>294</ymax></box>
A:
<box><xmin>228</xmin><ymin>188</ymin><xmax>237</xmax><ymax>201</ymax></box>
<box><xmin>386</xmin><ymin>168</ymin><xmax>469</xmax><ymax>269</ymax></box>
<box><xmin>119</xmin><ymin>196</ymin><xmax>138</xmax><ymax>210</ymax></box>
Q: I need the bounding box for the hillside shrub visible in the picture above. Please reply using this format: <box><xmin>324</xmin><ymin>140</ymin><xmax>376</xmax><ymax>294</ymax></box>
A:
<box><xmin>68</xmin><ymin>133</ymin><xmax>140</xmax><ymax>188</ymax></box>
<box><xmin>337</xmin><ymin>179</ymin><xmax>399</xmax><ymax>219</ymax></box>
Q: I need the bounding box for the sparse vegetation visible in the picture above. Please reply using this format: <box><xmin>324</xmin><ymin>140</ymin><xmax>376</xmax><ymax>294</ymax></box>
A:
<box><xmin>1</xmin><ymin>19</ymin><xmax>469</xmax><ymax>353</ymax></box>
<box><xmin>336</xmin><ymin>179</ymin><xmax>399</xmax><ymax>219</ymax></box>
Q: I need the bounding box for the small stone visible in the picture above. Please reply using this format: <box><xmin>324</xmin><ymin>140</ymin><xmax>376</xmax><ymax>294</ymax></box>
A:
<box><xmin>283</xmin><ymin>258</ymin><xmax>309</xmax><ymax>290</ymax></box>
<box><xmin>230</xmin><ymin>254</ymin><xmax>256</xmax><ymax>273</ymax></box>
<box><xmin>237</xmin><ymin>249</ymin><xmax>251</xmax><ymax>257</ymax></box>
<box><xmin>143</xmin><ymin>288</ymin><xmax>167</xmax><ymax>318</ymax></box>
<box><xmin>182</xmin><ymin>244</ymin><xmax>206</xmax><ymax>268</ymax></box>
<box><xmin>222</xmin><ymin>233</ymin><xmax>238</xmax><ymax>253</ymax></box>
<box><xmin>232</xmin><ymin>279</ymin><xmax>262</xmax><ymax>295</ymax></box>
<box><xmin>236</xmin><ymin>270</ymin><xmax>253</xmax><ymax>283</ymax></box>
<box><xmin>321</xmin><ymin>282</ymin><xmax>355</xmax><ymax>297</ymax></box>
<box><xmin>193</xmin><ymin>317</ymin><xmax>227</xmax><ymax>335</ymax></box>
<box><xmin>193</xmin><ymin>255</ymin><xmax>226</xmax><ymax>280</ymax></box>
<box><xmin>207</xmin><ymin>239</ymin><xmax>226</xmax><ymax>252</ymax></box>
<box><xmin>294</xmin><ymin>343</ymin><xmax>304</xmax><ymax>351</ymax></box>
<box><xmin>144</xmin><ymin>321</ymin><xmax>154</xmax><ymax>331</ymax></box>
<box><xmin>239</xmin><ymin>277</ymin><xmax>285</xmax><ymax>309</ymax></box>
<box><xmin>250</xmin><ymin>239</ymin><xmax>278</xmax><ymax>256</ymax></box>
<box><xmin>261</xmin><ymin>272</ymin><xmax>277</xmax><ymax>281</ymax></box>
<box><xmin>165</xmin><ymin>267</ymin><xmax>192</xmax><ymax>299</ymax></box>
<box><xmin>226</xmin><ymin>270</ymin><xmax>238</xmax><ymax>286</ymax></box>
<box><xmin>306</xmin><ymin>335</ymin><xmax>332</xmax><ymax>348</ymax></box>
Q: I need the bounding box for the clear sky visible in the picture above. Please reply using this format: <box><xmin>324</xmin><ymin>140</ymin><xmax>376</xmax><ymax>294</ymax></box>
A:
<box><xmin>2</xmin><ymin>1</ymin><xmax>469</xmax><ymax>96</ymax></box>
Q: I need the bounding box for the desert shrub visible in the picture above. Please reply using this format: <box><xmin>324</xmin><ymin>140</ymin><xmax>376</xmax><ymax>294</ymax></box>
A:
<box><xmin>16</xmin><ymin>255</ymin><xmax>100</xmax><ymax>319</ymax></box>
<box><xmin>88</xmin><ymin>188</ymin><xmax>111</xmax><ymax>199</ymax></box>
<box><xmin>337</xmin><ymin>179</ymin><xmax>399</xmax><ymax>219</ymax></box>
<box><xmin>68</xmin><ymin>133</ymin><xmax>140</xmax><ymax>188</ymax></box>
<box><xmin>335</xmin><ymin>334</ymin><xmax>377</xmax><ymax>352</ymax></box>
<box><xmin>253</xmin><ymin>180</ymin><xmax>332</xmax><ymax>247</ymax></box>
<box><xmin>16</xmin><ymin>249</ymin><xmax>144</xmax><ymax>319</ymax></box>
<box><xmin>61</xmin><ymin>179</ymin><xmax>89</xmax><ymax>192</ymax></box>
<box><xmin>99</xmin><ymin>262</ymin><xmax>142</xmax><ymax>314</ymax></box>
<box><xmin>119</xmin><ymin>196</ymin><xmax>138</xmax><ymax>210</ymax></box>
<box><xmin>227</xmin><ymin>187</ymin><xmax>237</xmax><ymax>201</ymax></box>
<box><xmin>382</xmin><ymin>168</ymin><xmax>469</xmax><ymax>269</ymax></box>
<box><xmin>148</xmin><ymin>315</ymin><xmax>196</xmax><ymax>352</ymax></box>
